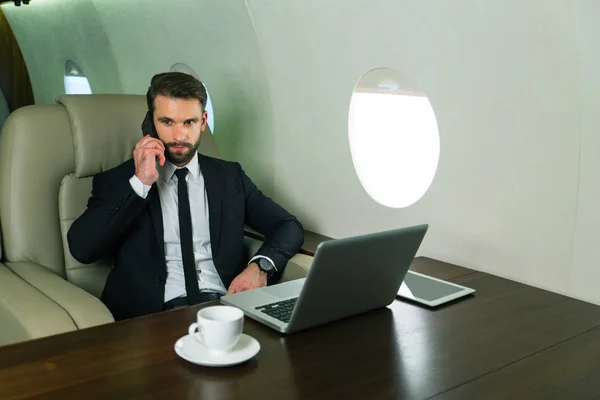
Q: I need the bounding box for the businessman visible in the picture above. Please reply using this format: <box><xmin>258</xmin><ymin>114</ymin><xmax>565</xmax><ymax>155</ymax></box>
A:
<box><xmin>68</xmin><ymin>72</ymin><xmax>304</xmax><ymax>320</ymax></box>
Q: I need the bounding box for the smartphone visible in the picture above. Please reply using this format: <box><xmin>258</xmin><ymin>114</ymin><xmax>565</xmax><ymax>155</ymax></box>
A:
<box><xmin>141</xmin><ymin>111</ymin><xmax>164</xmax><ymax>164</ymax></box>
<box><xmin>141</xmin><ymin>111</ymin><xmax>159</xmax><ymax>139</ymax></box>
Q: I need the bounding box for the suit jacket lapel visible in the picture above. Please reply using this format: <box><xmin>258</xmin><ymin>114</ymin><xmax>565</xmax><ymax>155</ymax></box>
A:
<box><xmin>148</xmin><ymin>184</ymin><xmax>166</xmax><ymax>263</ymax></box>
<box><xmin>199</xmin><ymin>154</ymin><xmax>223</xmax><ymax>256</ymax></box>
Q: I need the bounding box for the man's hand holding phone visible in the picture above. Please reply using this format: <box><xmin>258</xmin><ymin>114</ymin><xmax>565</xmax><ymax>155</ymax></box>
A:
<box><xmin>134</xmin><ymin>135</ymin><xmax>166</xmax><ymax>186</ymax></box>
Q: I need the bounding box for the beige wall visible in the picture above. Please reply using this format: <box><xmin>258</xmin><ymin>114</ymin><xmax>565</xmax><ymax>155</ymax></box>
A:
<box><xmin>2</xmin><ymin>0</ymin><xmax>599</xmax><ymax>304</ymax></box>
<box><xmin>569</xmin><ymin>0</ymin><xmax>600</xmax><ymax>302</ymax></box>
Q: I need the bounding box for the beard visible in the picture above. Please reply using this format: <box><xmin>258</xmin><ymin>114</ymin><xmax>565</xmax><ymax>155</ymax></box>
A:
<box><xmin>165</xmin><ymin>136</ymin><xmax>201</xmax><ymax>165</ymax></box>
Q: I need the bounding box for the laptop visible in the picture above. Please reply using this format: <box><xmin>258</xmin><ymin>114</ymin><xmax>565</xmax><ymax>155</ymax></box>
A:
<box><xmin>220</xmin><ymin>224</ymin><xmax>428</xmax><ymax>334</ymax></box>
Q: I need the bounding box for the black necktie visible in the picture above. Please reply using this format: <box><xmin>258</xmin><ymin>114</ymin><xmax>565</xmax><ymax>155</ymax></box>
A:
<box><xmin>175</xmin><ymin>168</ymin><xmax>202</xmax><ymax>304</ymax></box>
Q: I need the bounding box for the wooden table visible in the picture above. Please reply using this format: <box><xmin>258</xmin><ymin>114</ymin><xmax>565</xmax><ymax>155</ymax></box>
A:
<box><xmin>1</xmin><ymin>257</ymin><xmax>600</xmax><ymax>399</ymax></box>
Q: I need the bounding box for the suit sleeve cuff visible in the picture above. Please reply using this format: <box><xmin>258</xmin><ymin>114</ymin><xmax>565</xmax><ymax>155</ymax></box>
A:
<box><xmin>129</xmin><ymin>175</ymin><xmax>151</xmax><ymax>199</ymax></box>
<box><xmin>248</xmin><ymin>255</ymin><xmax>278</xmax><ymax>271</ymax></box>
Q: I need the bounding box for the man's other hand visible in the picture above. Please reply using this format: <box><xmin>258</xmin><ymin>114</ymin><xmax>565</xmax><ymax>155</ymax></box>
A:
<box><xmin>226</xmin><ymin>263</ymin><xmax>267</xmax><ymax>295</ymax></box>
<box><xmin>134</xmin><ymin>135</ymin><xmax>166</xmax><ymax>186</ymax></box>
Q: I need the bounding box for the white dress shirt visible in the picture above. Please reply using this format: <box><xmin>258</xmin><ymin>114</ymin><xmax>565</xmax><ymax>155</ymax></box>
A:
<box><xmin>129</xmin><ymin>152</ymin><xmax>275</xmax><ymax>303</ymax></box>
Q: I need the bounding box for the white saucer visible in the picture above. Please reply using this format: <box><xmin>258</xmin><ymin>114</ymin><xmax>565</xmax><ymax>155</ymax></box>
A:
<box><xmin>174</xmin><ymin>333</ymin><xmax>260</xmax><ymax>367</ymax></box>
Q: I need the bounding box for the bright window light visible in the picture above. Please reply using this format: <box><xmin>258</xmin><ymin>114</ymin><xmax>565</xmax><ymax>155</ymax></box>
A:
<box><xmin>64</xmin><ymin>60</ymin><xmax>92</xmax><ymax>95</ymax></box>
<box><xmin>348</xmin><ymin>86</ymin><xmax>440</xmax><ymax>208</ymax></box>
<box><xmin>64</xmin><ymin>76</ymin><xmax>92</xmax><ymax>95</ymax></box>
<box><xmin>205</xmin><ymin>89</ymin><xmax>214</xmax><ymax>134</ymax></box>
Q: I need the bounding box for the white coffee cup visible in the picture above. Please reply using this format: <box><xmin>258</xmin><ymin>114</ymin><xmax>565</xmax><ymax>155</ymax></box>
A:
<box><xmin>188</xmin><ymin>306</ymin><xmax>244</xmax><ymax>352</ymax></box>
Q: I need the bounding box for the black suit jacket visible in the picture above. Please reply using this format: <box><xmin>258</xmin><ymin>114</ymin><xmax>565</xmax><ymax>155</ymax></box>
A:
<box><xmin>68</xmin><ymin>154</ymin><xmax>304</xmax><ymax>320</ymax></box>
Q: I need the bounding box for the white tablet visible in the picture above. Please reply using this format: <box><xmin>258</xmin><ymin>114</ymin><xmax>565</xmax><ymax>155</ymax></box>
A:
<box><xmin>397</xmin><ymin>270</ymin><xmax>475</xmax><ymax>307</ymax></box>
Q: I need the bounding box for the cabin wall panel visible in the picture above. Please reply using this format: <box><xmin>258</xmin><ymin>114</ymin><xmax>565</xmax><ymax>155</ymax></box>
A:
<box><xmin>2</xmin><ymin>0</ymin><xmax>122</xmax><ymax>105</ymax></box>
<box><xmin>568</xmin><ymin>0</ymin><xmax>600</xmax><ymax>304</ymax></box>
<box><xmin>247</xmin><ymin>0</ymin><xmax>582</xmax><ymax>296</ymax></box>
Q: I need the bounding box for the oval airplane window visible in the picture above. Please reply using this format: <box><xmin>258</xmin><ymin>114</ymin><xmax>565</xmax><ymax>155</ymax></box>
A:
<box><xmin>348</xmin><ymin>68</ymin><xmax>440</xmax><ymax>208</ymax></box>
<box><xmin>64</xmin><ymin>60</ymin><xmax>92</xmax><ymax>95</ymax></box>
<box><xmin>170</xmin><ymin>63</ymin><xmax>215</xmax><ymax>134</ymax></box>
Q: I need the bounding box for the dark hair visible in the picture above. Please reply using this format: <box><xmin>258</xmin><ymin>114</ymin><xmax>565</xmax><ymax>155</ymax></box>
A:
<box><xmin>146</xmin><ymin>72</ymin><xmax>208</xmax><ymax>114</ymax></box>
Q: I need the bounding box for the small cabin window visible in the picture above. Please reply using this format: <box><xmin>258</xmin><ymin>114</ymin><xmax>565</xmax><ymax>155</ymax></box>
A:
<box><xmin>64</xmin><ymin>60</ymin><xmax>92</xmax><ymax>95</ymax></box>
<box><xmin>348</xmin><ymin>68</ymin><xmax>440</xmax><ymax>208</ymax></box>
<box><xmin>170</xmin><ymin>63</ymin><xmax>215</xmax><ymax>134</ymax></box>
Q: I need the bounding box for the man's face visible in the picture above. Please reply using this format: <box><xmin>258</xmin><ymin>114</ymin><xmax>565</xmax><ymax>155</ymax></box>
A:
<box><xmin>153</xmin><ymin>94</ymin><xmax>208</xmax><ymax>166</ymax></box>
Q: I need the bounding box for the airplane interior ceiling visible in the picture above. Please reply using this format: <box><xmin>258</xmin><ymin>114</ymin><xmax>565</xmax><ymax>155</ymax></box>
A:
<box><xmin>2</xmin><ymin>0</ymin><xmax>600</xmax><ymax>305</ymax></box>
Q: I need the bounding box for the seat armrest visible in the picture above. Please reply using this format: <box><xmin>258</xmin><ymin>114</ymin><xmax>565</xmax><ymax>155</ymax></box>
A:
<box><xmin>0</xmin><ymin>264</ymin><xmax>77</xmax><ymax>347</ymax></box>
<box><xmin>280</xmin><ymin>253</ymin><xmax>313</xmax><ymax>282</ymax></box>
<box><xmin>244</xmin><ymin>228</ymin><xmax>332</xmax><ymax>257</ymax></box>
<box><xmin>244</xmin><ymin>236</ymin><xmax>313</xmax><ymax>282</ymax></box>
<box><xmin>244</xmin><ymin>235</ymin><xmax>264</xmax><ymax>260</ymax></box>
<box><xmin>6</xmin><ymin>262</ymin><xmax>114</xmax><ymax>329</ymax></box>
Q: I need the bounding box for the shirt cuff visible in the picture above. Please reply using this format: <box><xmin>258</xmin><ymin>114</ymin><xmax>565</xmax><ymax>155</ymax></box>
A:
<box><xmin>129</xmin><ymin>175</ymin><xmax>152</xmax><ymax>199</ymax></box>
<box><xmin>249</xmin><ymin>255</ymin><xmax>278</xmax><ymax>271</ymax></box>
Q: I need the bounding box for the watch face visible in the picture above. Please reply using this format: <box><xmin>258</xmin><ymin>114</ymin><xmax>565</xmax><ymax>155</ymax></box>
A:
<box><xmin>257</xmin><ymin>259</ymin><xmax>274</xmax><ymax>278</ymax></box>
<box><xmin>259</xmin><ymin>258</ymin><xmax>274</xmax><ymax>271</ymax></box>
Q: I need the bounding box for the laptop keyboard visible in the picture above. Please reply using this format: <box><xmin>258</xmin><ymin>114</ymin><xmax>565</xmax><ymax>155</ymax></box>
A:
<box><xmin>255</xmin><ymin>298</ymin><xmax>298</xmax><ymax>323</ymax></box>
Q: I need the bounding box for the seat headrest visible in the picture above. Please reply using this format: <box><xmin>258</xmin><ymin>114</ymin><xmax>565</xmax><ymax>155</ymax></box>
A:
<box><xmin>57</xmin><ymin>95</ymin><xmax>147</xmax><ymax>178</ymax></box>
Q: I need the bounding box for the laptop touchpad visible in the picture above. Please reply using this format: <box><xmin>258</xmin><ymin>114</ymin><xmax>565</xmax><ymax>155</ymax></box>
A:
<box><xmin>263</xmin><ymin>283</ymin><xmax>303</xmax><ymax>298</ymax></box>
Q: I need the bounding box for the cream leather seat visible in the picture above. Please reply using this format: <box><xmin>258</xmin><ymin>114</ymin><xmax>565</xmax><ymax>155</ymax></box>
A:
<box><xmin>0</xmin><ymin>94</ymin><xmax>311</xmax><ymax>346</ymax></box>
<box><xmin>0</xmin><ymin>233</ymin><xmax>80</xmax><ymax>345</ymax></box>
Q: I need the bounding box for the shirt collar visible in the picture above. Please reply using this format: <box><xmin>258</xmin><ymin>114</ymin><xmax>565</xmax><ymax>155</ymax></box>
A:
<box><xmin>160</xmin><ymin>151</ymin><xmax>200</xmax><ymax>182</ymax></box>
